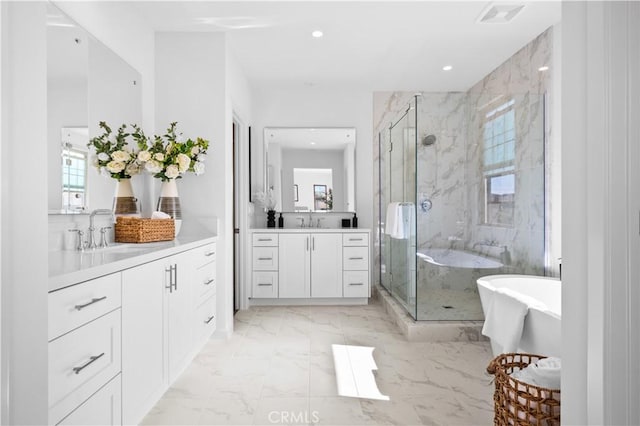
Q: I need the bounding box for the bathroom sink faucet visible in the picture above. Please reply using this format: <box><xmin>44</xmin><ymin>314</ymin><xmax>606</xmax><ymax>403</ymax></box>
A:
<box><xmin>88</xmin><ymin>209</ymin><xmax>114</xmax><ymax>249</ymax></box>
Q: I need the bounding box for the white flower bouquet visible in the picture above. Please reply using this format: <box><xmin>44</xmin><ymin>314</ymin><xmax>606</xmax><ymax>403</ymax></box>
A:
<box><xmin>88</xmin><ymin>122</ymin><xmax>141</xmax><ymax>180</ymax></box>
<box><xmin>253</xmin><ymin>188</ymin><xmax>278</xmax><ymax>211</ymax></box>
<box><xmin>137</xmin><ymin>122</ymin><xmax>209</xmax><ymax>182</ymax></box>
<box><xmin>87</xmin><ymin>122</ymin><xmax>210</xmax><ymax>182</ymax></box>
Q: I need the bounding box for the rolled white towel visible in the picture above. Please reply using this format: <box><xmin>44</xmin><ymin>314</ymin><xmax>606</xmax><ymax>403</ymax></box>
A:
<box><xmin>151</xmin><ymin>211</ymin><xmax>171</xmax><ymax>219</ymax></box>
<box><xmin>511</xmin><ymin>357</ymin><xmax>561</xmax><ymax>389</ymax></box>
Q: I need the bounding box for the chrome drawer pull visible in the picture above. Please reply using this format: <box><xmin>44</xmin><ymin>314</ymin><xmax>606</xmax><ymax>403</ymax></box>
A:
<box><xmin>349</xmin><ymin>282</ymin><xmax>364</xmax><ymax>286</ymax></box>
<box><xmin>204</xmin><ymin>278</ymin><xmax>214</xmax><ymax>285</ymax></box>
<box><xmin>349</xmin><ymin>238</ymin><xmax>363</xmax><ymax>241</ymax></box>
<box><xmin>74</xmin><ymin>296</ymin><xmax>107</xmax><ymax>311</ymax></box>
<box><xmin>258</xmin><ymin>283</ymin><xmax>272</xmax><ymax>286</ymax></box>
<box><xmin>257</xmin><ymin>238</ymin><xmax>272</xmax><ymax>241</ymax></box>
<box><xmin>205</xmin><ymin>251</ymin><xmax>216</xmax><ymax>257</ymax></box>
<box><xmin>349</xmin><ymin>257</ymin><xmax>364</xmax><ymax>260</ymax></box>
<box><xmin>72</xmin><ymin>352</ymin><xmax>105</xmax><ymax>374</ymax></box>
<box><xmin>205</xmin><ymin>315</ymin><xmax>215</xmax><ymax>324</ymax></box>
<box><xmin>258</xmin><ymin>257</ymin><xmax>273</xmax><ymax>261</ymax></box>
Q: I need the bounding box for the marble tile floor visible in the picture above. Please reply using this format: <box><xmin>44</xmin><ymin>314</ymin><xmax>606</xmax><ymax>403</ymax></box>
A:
<box><xmin>142</xmin><ymin>303</ymin><xmax>495</xmax><ymax>426</ymax></box>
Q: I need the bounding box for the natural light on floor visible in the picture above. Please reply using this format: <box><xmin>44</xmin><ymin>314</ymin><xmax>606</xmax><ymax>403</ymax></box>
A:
<box><xmin>331</xmin><ymin>344</ymin><xmax>390</xmax><ymax>401</ymax></box>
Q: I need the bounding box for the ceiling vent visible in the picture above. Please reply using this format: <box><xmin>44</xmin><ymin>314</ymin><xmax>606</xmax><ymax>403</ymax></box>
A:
<box><xmin>477</xmin><ymin>3</ymin><xmax>525</xmax><ymax>24</ymax></box>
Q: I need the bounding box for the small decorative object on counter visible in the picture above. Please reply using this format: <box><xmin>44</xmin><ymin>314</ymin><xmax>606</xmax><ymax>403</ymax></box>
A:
<box><xmin>352</xmin><ymin>212</ymin><xmax>358</xmax><ymax>228</ymax></box>
<box><xmin>253</xmin><ymin>189</ymin><xmax>278</xmax><ymax>228</ymax></box>
<box><xmin>114</xmin><ymin>216</ymin><xmax>175</xmax><ymax>243</ymax></box>
<box><xmin>87</xmin><ymin>122</ymin><xmax>144</xmax><ymax>217</ymax></box>
<box><xmin>267</xmin><ymin>210</ymin><xmax>276</xmax><ymax>228</ymax></box>
<box><xmin>113</xmin><ymin>178</ymin><xmax>141</xmax><ymax>217</ymax></box>
<box><xmin>278</xmin><ymin>213</ymin><xmax>284</xmax><ymax>228</ymax></box>
<box><xmin>137</xmin><ymin>122</ymin><xmax>210</xmax><ymax>237</ymax></box>
<box><xmin>341</xmin><ymin>218</ymin><xmax>351</xmax><ymax>228</ymax></box>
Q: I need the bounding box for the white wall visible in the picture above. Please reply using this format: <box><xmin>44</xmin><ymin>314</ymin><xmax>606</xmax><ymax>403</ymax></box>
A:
<box><xmin>562</xmin><ymin>2</ymin><xmax>640</xmax><ymax>424</ymax></box>
<box><xmin>1</xmin><ymin>2</ymin><xmax>49</xmax><ymax>424</ymax></box>
<box><xmin>155</xmin><ymin>32</ymin><xmax>234</xmax><ymax>336</ymax></box>
<box><xmin>251</xmin><ymin>87</ymin><xmax>373</xmax><ymax>230</ymax></box>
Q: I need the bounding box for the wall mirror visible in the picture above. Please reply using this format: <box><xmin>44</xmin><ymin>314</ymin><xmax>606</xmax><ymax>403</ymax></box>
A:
<box><xmin>264</xmin><ymin>127</ymin><xmax>356</xmax><ymax>213</ymax></box>
<box><xmin>47</xmin><ymin>4</ymin><xmax>142</xmax><ymax>214</ymax></box>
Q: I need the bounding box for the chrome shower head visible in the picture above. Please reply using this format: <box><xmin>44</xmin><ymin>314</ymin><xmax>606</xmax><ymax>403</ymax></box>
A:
<box><xmin>422</xmin><ymin>134</ymin><xmax>437</xmax><ymax>146</ymax></box>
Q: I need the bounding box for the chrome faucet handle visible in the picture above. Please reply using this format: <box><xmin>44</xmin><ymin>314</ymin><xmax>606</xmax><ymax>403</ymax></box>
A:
<box><xmin>316</xmin><ymin>217</ymin><xmax>325</xmax><ymax>228</ymax></box>
<box><xmin>87</xmin><ymin>227</ymin><xmax>98</xmax><ymax>250</ymax></box>
<box><xmin>68</xmin><ymin>229</ymin><xmax>85</xmax><ymax>252</ymax></box>
<box><xmin>297</xmin><ymin>217</ymin><xmax>305</xmax><ymax>228</ymax></box>
<box><xmin>99</xmin><ymin>227</ymin><xmax>111</xmax><ymax>248</ymax></box>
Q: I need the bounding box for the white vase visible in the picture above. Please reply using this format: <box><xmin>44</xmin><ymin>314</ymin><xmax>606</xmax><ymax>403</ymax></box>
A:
<box><xmin>157</xmin><ymin>179</ymin><xmax>182</xmax><ymax>236</ymax></box>
<box><xmin>113</xmin><ymin>178</ymin><xmax>140</xmax><ymax>217</ymax></box>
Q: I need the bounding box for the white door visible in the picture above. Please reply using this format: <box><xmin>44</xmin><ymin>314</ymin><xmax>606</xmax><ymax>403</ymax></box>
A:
<box><xmin>278</xmin><ymin>233</ymin><xmax>310</xmax><ymax>298</ymax></box>
<box><xmin>167</xmin><ymin>251</ymin><xmax>194</xmax><ymax>382</ymax></box>
<box><xmin>121</xmin><ymin>259</ymin><xmax>166</xmax><ymax>425</ymax></box>
<box><xmin>311</xmin><ymin>233</ymin><xmax>343</xmax><ymax>298</ymax></box>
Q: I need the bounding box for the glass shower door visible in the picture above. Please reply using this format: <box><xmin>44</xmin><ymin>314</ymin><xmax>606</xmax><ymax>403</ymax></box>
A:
<box><xmin>384</xmin><ymin>99</ymin><xmax>418</xmax><ymax>319</ymax></box>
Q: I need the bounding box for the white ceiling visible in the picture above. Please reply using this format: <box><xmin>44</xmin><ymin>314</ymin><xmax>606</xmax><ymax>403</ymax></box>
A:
<box><xmin>266</xmin><ymin>127</ymin><xmax>355</xmax><ymax>149</ymax></box>
<box><xmin>133</xmin><ymin>1</ymin><xmax>561</xmax><ymax>92</ymax></box>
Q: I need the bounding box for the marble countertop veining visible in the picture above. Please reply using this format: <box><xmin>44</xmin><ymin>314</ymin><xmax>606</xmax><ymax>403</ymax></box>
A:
<box><xmin>49</xmin><ymin>232</ymin><xmax>217</xmax><ymax>292</ymax></box>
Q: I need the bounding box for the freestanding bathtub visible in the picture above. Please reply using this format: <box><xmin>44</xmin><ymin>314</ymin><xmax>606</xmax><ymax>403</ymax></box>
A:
<box><xmin>477</xmin><ymin>275</ymin><xmax>561</xmax><ymax>357</ymax></box>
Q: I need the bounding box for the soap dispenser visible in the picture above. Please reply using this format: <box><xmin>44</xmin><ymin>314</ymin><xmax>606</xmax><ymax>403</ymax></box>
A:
<box><xmin>500</xmin><ymin>246</ymin><xmax>511</xmax><ymax>265</ymax></box>
<box><xmin>278</xmin><ymin>213</ymin><xmax>284</xmax><ymax>228</ymax></box>
<box><xmin>352</xmin><ymin>212</ymin><xmax>358</xmax><ymax>228</ymax></box>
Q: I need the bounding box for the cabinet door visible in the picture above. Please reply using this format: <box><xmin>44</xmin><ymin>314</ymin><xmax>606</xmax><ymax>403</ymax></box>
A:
<box><xmin>121</xmin><ymin>259</ymin><xmax>166</xmax><ymax>426</ymax></box>
<box><xmin>311</xmin><ymin>233</ymin><xmax>343</xmax><ymax>298</ymax></box>
<box><xmin>278</xmin><ymin>233</ymin><xmax>310</xmax><ymax>298</ymax></box>
<box><xmin>167</xmin><ymin>251</ymin><xmax>195</xmax><ymax>382</ymax></box>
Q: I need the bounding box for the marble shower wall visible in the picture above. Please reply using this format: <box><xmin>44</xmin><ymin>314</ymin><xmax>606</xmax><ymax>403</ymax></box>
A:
<box><xmin>373</xmin><ymin>27</ymin><xmax>554</xmax><ymax>290</ymax></box>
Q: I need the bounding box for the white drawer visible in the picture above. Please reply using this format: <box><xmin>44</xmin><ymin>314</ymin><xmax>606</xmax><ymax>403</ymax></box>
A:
<box><xmin>343</xmin><ymin>246</ymin><xmax>369</xmax><ymax>270</ymax></box>
<box><xmin>49</xmin><ymin>273</ymin><xmax>121</xmax><ymax>341</ymax></box>
<box><xmin>195</xmin><ymin>295</ymin><xmax>216</xmax><ymax>344</ymax></box>
<box><xmin>194</xmin><ymin>242</ymin><xmax>216</xmax><ymax>268</ymax></box>
<box><xmin>253</xmin><ymin>233</ymin><xmax>279</xmax><ymax>247</ymax></box>
<box><xmin>343</xmin><ymin>271</ymin><xmax>369</xmax><ymax>298</ymax></box>
<box><xmin>252</xmin><ymin>271</ymin><xmax>278</xmax><ymax>298</ymax></box>
<box><xmin>195</xmin><ymin>261</ymin><xmax>216</xmax><ymax>302</ymax></box>
<box><xmin>49</xmin><ymin>309</ymin><xmax>121</xmax><ymax>425</ymax></box>
<box><xmin>343</xmin><ymin>233</ymin><xmax>369</xmax><ymax>247</ymax></box>
<box><xmin>57</xmin><ymin>374</ymin><xmax>122</xmax><ymax>426</ymax></box>
<box><xmin>253</xmin><ymin>246</ymin><xmax>278</xmax><ymax>270</ymax></box>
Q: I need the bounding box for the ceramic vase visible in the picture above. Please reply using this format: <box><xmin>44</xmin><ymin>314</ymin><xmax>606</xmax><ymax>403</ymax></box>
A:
<box><xmin>157</xmin><ymin>179</ymin><xmax>182</xmax><ymax>236</ymax></box>
<box><xmin>267</xmin><ymin>210</ymin><xmax>276</xmax><ymax>228</ymax></box>
<box><xmin>113</xmin><ymin>178</ymin><xmax>140</xmax><ymax>217</ymax></box>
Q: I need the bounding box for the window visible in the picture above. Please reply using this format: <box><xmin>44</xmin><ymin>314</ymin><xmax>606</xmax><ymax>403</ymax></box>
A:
<box><xmin>482</xmin><ymin>99</ymin><xmax>516</xmax><ymax>226</ymax></box>
<box><xmin>62</xmin><ymin>146</ymin><xmax>88</xmax><ymax>212</ymax></box>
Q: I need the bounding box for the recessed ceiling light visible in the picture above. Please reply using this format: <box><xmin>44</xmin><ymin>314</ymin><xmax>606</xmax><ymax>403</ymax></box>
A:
<box><xmin>538</xmin><ymin>66</ymin><xmax>549</xmax><ymax>71</ymax></box>
<box><xmin>310</xmin><ymin>142</ymin><xmax>316</xmax><ymax>145</ymax></box>
<box><xmin>443</xmin><ymin>65</ymin><xmax>453</xmax><ymax>71</ymax></box>
<box><xmin>312</xmin><ymin>30</ymin><xmax>323</xmax><ymax>38</ymax></box>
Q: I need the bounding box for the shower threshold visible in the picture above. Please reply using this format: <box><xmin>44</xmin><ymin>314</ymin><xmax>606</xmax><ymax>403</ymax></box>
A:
<box><xmin>376</xmin><ymin>285</ymin><xmax>487</xmax><ymax>342</ymax></box>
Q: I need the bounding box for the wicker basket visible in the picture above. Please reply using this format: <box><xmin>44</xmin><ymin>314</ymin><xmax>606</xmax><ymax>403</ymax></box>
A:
<box><xmin>114</xmin><ymin>217</ymin><xmax>175</xmax><ymax>243</ymax></box>
<box><xmin>487</xmin><ymin>353</ymin><xmax>560</xmax><ymax>426</ymax></box>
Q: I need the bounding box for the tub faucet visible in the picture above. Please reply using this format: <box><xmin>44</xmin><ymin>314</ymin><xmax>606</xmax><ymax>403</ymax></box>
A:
<box><xmin>88</xmin><ymin>209</ymin><xmax>114</xmax><ymax>249</ymax></box>
<box><xmin>472</xmin><ymin>240</ymin><xmax>497</xmax><ymax>250</ymax></box>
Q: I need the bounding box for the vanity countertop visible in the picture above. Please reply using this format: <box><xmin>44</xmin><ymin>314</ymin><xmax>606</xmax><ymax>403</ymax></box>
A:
<box><xmin>49</xmin><ymin>232</ymin><xmax>217</xmax><ymax>292</ymax></box>
<box><xmin>249</xmin><ymin>228</ymin><xmax>370</xmax><ymax>233</ymax></box>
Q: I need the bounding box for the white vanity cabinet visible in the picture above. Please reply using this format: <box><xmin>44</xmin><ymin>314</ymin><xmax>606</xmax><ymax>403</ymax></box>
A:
<box><xmin>250</xmin><ymin>229</ymin><xmax>370</xmax><ymax>303</ymax></box>
<box><xmin>48</xmin><ymin>273</ymin><xmax>122</xmax><ymax>426</ymax></box>
<box><xmin>121</xmin><ymin>244</ymin><xmax>216</xmax><ymax>426</ymax></box>
<box><xmin>309</xmin><ymin>233</ymin><xmax>343</xmax><ymax>298</ymax></box>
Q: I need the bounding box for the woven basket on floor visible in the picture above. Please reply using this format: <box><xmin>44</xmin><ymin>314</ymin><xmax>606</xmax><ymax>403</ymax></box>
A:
<box><xmin>114</xmin><ymin>217</ymin><xmax>175</xmax><ymax>243</ymax></box>
<box><xmin>487</xmin><ymin>353</ymin><xmax>560</xmax><ymax>426</ymax></box>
